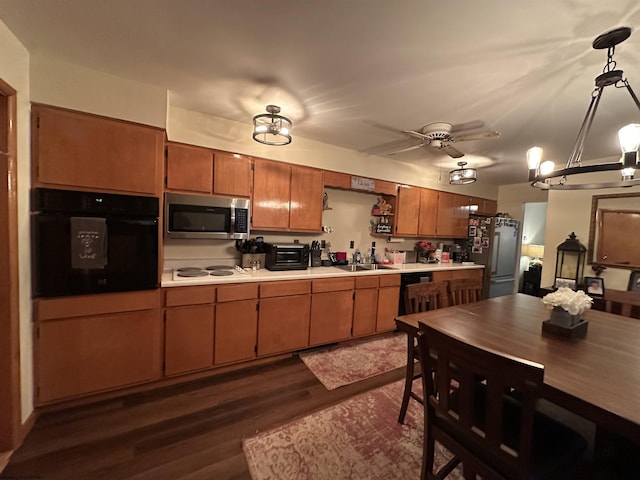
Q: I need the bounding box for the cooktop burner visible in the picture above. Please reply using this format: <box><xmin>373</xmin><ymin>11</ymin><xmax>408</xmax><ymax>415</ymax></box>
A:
<box><xmin>205</xmin><ymin>265</ymin><xmax>234</xmax><ymax>271</ymax></box>
<box><xmin>209</xmin><ymin>270</ymin><xmax>234</xmax><ymax>276</ymax></box>
<box><xmin>177</xmin><ymin>267</ymin><xmax>204</xmax><ymax>273</ymax></box>
<box><xmin>176</xmin><ymin>270</ymin><xmax>210</xmax><ymax>277</ymax></box>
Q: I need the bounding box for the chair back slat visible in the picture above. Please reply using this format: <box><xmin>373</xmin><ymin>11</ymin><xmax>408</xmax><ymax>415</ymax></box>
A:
<box><xmin>418</xmin><ymin>323</ymin><xmax>544</xmax><ymax>479</ymax></box>
<box><xmin>404</xmin><ymin>281</ymin><xmax>449</xmax><ymax>314</ymax></box>
<box><xmin>604</xmin><ymin>289</ymin><xmax>640</xmax><ymax>318</ymax></box>
<box><xmin>448</xmin><ymin>278</ymin><xmax>483</xmax><ymax>306</ymax></box>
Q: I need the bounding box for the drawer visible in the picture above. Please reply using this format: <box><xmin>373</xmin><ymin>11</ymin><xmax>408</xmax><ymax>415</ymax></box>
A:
<box><xmin>260</xmin><ymin>280</ymin><xmax>311</xmax><ymax>298</ymax></box>
<box><xmin>164</xmin><ymin>285</ymin><xmax>216</xmax><ymax>307</ymax></box>
<box><xmin>379</xmin><ymin>274</ymin><xmax>401</xmax><ymax>287</ymax></box>
<box><xmin>355</xmin><ymin>275</ymin><xmax>379</xmax><ymax>289</ymax></box>
<box><xmin>312</xmin><ymin>277</ymin><xmax>355</xmax><ymax>293</ymax></box>
<box><xmin>217</xmin><ymin>283</ymin><xmax>259</xmax><ymax>302</ymax></box>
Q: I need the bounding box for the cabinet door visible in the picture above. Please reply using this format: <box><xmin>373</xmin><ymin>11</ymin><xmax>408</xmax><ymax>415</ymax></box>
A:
<box><xmin>289</xmin><ymin>165</ymin><xmax>323</xmax><ymax>231</ymax></box>
<box><xmin>436</xmin><ymin>191</ymin><xmax>468</xmax><ymax>238</ymax></box>
<box><xmin>214</xmin><ymin>299</ymin><xmax>258</xmax><ymax>364</ymax></box>
<box><xmin>483</xmin><ymin>199</ymin><xmax>498</xmax><ymax>216</ymax></box>
<box><xmin>309</xmin><ymin>290</ymin><xmax>353</xmax><ymax>346</ymax></box>
<box><xmin>417</xmin><ymin>188</ymin><xmax>438</xmax><ymax>236</ymax></box>
<box><xmin>376</xmin><ymin>286</ymin><xmax>400</xmax><ymax>332</ymax></box>
<box><xmin>258</xmin><ymin>294</ymin><xmax>311</xmax><ymax>355</ymax></box>
<box><xmin>213</xmin><ymin>152</ymin><xmax>252</xmax><ymax>197</ymax></box>
<box><xmin>35</xmin><ymin>309</ymin><xmax>162</xmax><ymax>404</ymax></box>
<box><xmin>252</xmin><ymin>159</ymin><xmax>291</xmax><ymax>230</ymax></box>
<box><xmin>33</xmin><ymin>105</ymin><xmax>163</xmax><ymax>195</ymax></box>
<box><xmin>165</xmin><ymin>142</ymin><xmax>213</xmax><ymax>193</ymax></box>
<box><xmin>164</xmin><ymin>305</ymin><xmax>214</xmax><ymax>375</ymax></box>
<box><xmin>394</xmin><ymin>186</ymin><xmax>421</xmax><ymax>236</ymax></box>
<box><xmin>352</xmin><ymin>288</ymin><xmax>378</xmax><ymax>337</ymax></box>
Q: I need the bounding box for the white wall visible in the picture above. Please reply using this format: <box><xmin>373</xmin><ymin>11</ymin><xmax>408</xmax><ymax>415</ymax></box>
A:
<box><xmin>30</xmin><ymin>55</ymin><xmax>167</xmax><ymax>128</ymax></box>
<box><xmin>498</xmin><ymin>182</ymin><xmax>548</xmax><ymax>222</ymax></box>
<box><xmin>0</xmin><ymin>18</ymin><xmax>32</xmax><ymax>422</ymax></box>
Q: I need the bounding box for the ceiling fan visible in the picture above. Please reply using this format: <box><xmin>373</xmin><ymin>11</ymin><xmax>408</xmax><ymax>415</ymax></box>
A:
<box><xmin>387</xmin><ymin>121</ymin><xmax>500</xmax><ymax>158</ymax></box>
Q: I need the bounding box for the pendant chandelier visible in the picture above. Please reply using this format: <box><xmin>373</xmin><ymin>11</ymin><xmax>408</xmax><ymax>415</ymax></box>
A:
<box><xmin>252</xmin><ymin>105</ymin><xmax>292</xmax><ymax>146</ymax></box>
<box><xmin>527</xmin><ymin>27</ymin><xmax>640</xmax><ymax>190</ymax></box>
<box><xmin>449</xmin><ymin>161</ymin><xmax>477</xmax><ymax>185</ymax></box>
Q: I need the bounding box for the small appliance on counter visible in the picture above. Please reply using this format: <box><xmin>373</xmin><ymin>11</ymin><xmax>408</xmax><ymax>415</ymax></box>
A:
<box><xmin>415</xmin><ymin>241</ymin><xmax>438</xmax><ymax>264</ymax></box>
<box><xmin>264</xmin><ymin>242</ymin><xmax>310</xmax><ymax>271</ymax></box>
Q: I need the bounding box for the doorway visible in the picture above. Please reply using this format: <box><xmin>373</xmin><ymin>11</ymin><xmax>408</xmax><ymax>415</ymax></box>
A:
<box><xmin>0</xmin><ymin>77</ymin><xmax>21</xmax><ymax>452</ymax></box>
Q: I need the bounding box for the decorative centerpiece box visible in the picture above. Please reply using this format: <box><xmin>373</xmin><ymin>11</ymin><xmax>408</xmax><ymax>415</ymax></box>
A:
<box><xmin>541</xmin><ymin>287</ymin><xmax>593</xmax><ymax>338</ymax></box>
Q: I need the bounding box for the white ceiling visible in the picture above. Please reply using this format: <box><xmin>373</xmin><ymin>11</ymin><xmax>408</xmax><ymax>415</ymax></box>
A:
<box><xmin>2</xmin><ymin>0</ymin><xmax>640</xmax><ymax>186</ymax></box>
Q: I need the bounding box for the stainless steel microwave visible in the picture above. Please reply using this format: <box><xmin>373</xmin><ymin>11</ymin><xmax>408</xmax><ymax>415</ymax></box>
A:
<box><xmin>164</xmin><ymin>193</ymin><xmax>250</xmax><ymax>240</ymax></box>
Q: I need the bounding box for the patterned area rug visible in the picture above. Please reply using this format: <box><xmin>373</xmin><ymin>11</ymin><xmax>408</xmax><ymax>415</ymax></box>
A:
<box><xmin>243</xmin><ymin>380</ymin><xmax>462</xmax><ymax>480</ymax></box>
<box><xmin>298</xmin><ymin>333</ymin><xmax>407</xmax><ymax>390</ymax></box>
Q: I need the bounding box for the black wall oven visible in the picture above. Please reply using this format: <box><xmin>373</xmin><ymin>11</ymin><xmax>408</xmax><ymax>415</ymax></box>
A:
<box><xmin>31</xmin><ymin>188</ymin><xmax>159</xmax><ymax>298</ymax></box>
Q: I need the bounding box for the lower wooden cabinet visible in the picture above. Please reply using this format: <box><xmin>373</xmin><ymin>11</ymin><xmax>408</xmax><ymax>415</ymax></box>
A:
<box><xmin>432</xmin><ymin>268</ymin><xmax>483</xmax><ymax>282</ymax></box>
<box><xmin>376</xmin><ymin>274</ymin><xmax>401</xmax><ymax>332</ymax></box>
<box><xmin>164</xmin><ymin>305</ymin><xmax>214</xmax><ymax>376</ymax></box>
<box><xmin>36</xmin><ymin>309</ymin><xmax>162</xmax><ymax>404</ymax></box>
<box><xmin>310</xmin><ymin>290</ymin><xmax>354</xmax><ymax>345</ymax></box>
<box><xmin>258</xmin><ymin>294</ymin><xmax>311</xmax><ymax>355</ymax></box>
<box><xmin>352</xmin><ymin>276</ymin><xmax>380</xmax><ymax>337</ymax></box>
<box><xmin>215</xmin><ymin>299</ymin><xmax>258</xmax><ymax>365</ymax></box>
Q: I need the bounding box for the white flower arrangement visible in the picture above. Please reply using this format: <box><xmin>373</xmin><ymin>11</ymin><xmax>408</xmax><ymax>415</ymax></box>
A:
<box><xmin>542</xmin><ymin>287</ymin><xmax>593</xmax><ymax>316</ymax></box>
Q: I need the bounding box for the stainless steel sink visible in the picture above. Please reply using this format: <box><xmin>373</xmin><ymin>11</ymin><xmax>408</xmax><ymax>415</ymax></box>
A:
<box><xmin>333</xmin><ymin>264</ymin><xmax>396</xmax><ymax>272</ymax></box>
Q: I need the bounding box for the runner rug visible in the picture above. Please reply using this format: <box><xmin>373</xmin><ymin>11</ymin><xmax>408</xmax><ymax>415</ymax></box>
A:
<box><xmin>298</xmin><ymin>333</ymin><xmax>407</xmax><ymax>390</ymax></box>
<box><xmin>242</xmin><ymin>380</ymin><xmax>462</xmax><ymax>480</ymax></box>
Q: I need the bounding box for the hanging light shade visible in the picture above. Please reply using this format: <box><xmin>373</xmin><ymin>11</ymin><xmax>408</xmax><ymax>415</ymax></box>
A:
<box><xmin>527</xmin><ymin>27</ymin><xmax>640</xmax><ymax>190</ymax></box>
<box><xmin>252</xmin><ymin>105</ymin><xmax>292</xmax><ymax>146</ymax></box>
<box><xmin>449</xmin><ymin>161</ymin><xmax>477</xmax><ymax>185</ymax></box>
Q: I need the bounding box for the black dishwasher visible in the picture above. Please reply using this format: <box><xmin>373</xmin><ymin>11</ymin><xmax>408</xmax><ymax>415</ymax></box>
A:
<box><xmin>398</xmin><ymin>271</ymin><xmax>433</xmax><ymax>315</ymax></box>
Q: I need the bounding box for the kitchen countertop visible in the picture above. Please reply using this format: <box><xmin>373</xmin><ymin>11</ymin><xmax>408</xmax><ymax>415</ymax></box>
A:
<box><xmin>161</xmin><ymin>262</ymin><xmax>484</xmax><ymax>287</ymax></box>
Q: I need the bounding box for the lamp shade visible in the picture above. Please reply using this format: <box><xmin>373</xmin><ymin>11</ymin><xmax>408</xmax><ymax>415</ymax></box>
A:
<box><xmin>523</xmin><ymin>244</ymin><xmax>544</xmax><ymax>259</ymax></box>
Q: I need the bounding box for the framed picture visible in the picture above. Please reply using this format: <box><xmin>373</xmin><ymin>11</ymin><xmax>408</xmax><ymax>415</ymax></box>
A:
<box><xmin>471</xmin><ymin>245</ymin><xmax>482</xmax><ymax>254</ymax></box>
<box><xmin>473</xmin><ymin>236</ymin><xmax>482</xmax><ymax>246</ymax></box>
<box><xmin>628</xmin><ymin>270</ymin><xmax>640</xmax><ymax>292</ymax></box>
<box><xmin>584</xmin><ymin>276</ymin><xmax>604</xmax><ymax>297</ymax></box>
<box><xmin>468</xmin><ymin>226</ymin><xmax>477</xmax><ymax>237</ymax></box>
<box><xmin>554</xmin><ymin>278</ymin><xmax>576</xmax><ymax>290</ymax></box>
<box><xmin>481</xmin><ymin>237</ymin><xmax>490</xmax><ymax>248</ymax></box>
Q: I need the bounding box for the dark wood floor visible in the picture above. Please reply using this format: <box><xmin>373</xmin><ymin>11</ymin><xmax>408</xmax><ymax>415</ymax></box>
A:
<box><xmin>3</xmin><ymin>353</ymin><xmax>639</xmax><ymax>480</ymax></box>
<box><xmin>2</xmin><ymin>355</ymin><xmax>406</xmax><ymax>480</ymax></box>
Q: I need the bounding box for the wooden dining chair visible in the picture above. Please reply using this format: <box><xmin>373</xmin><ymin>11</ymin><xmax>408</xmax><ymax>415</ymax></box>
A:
<box><xmin>447</xmin><ymin>277</ymin><xmax>483</xmax><ymax>306</ymax></box>
<box><xmin>603</xmin><ymin>289</ymin><xmax>640</xmax><ymax>318</ymax></box>
<box><xmin>416</xmin><ymin>323</ymin><xmax>587</xmax><ymax>480</ymax></box>
<box><xmin>395</xmin><ymin>281</ymin><xmax>449</xmax><ymax>424</ymax></box>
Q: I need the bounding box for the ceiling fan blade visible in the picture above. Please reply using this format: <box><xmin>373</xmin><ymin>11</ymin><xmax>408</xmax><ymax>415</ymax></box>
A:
<box><xmin>450</xmin><ymin>130</ymin><xmax>501</xmax><ymax>142</ymax></box>
<box><xmin>403</xmin><ymin>129</ymin><xmax>431</xmax><ymax>141</ymax></box>
<box><xmin>440</xmin><ymin>144</ymin><xmax>465</xmax><ymax>158</ymax></box>
<box><xmin>387</xmin><ymin>143</ymin><xmax>426</xmax><ymax>155</ymax></box>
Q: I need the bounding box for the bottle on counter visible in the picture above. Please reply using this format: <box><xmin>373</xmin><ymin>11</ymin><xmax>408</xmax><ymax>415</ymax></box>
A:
<box><xmin>354</xmin><ymin>249</ymin><xmax>362</xmax><ymax>264</ymax></box>
<box><xmin>371</xmin><ymin>241</ymin><xmax>376</xmax><ymax>264</ymax></box>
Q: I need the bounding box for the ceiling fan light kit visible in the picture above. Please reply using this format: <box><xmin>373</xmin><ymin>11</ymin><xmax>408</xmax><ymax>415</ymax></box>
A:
<box><xmin>252</xmin><ymin>105</ymin><xmax>292</xmax><ymax>146</ymax></box>
<box><xmin>527</xmin><ymin>27</ymin><xmax>640</xmax><ymax>190</ymax></box>
<box><xmin>449</xmin><ymin>161</ymin><xmax>477</xmax><ymax>185</ymax></box>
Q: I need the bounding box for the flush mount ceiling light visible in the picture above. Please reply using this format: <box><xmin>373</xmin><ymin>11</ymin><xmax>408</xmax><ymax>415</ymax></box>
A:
<box><xmin>527</xmin><ymin>27</ymin><xmax>640</xmax><ymax>190</ymax></box>
<box><xmin>252</xmin><ymin>105</ymin><xmax>292</xmax><ymax>146</ymax></box>
<box><xmin>449</xmin><ymin>161</ymin><xmax>477</xmax><ymax>185</ymax></box>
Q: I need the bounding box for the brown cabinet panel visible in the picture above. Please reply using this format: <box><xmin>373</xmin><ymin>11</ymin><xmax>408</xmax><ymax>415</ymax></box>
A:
<box><xmin>355</xmin><ymin>275</ymin><xmax>379</xmax><ymax>289</ymax></box>
<box><xmin>164</xmin><ymin>285</ymin><xmax>215</xmax><ymax>307</ymax></box>
<box><xmin>289</xmin><ymin>165</ymin><xmax>323</xmax><ymax>231</ymax></box>
<box><xmin>418</xmin><ymin>188</ymin><xmax>438</xmax><ymax>236</ymax></box>
<box><xmin>33</xmin><ymin>105</ymin><xmax>162</xmax><ymax>195</ymax></box>
<box><xmin>376</xmin><ymin>286</ymin><xmax>400</xmax><ymax>332</ymax></box>
<box><xmin>252</xmin><ymin>158</ymin><xmax>291</xmax><ymax>230</ymax></box>
<box><xmin>312</xmin><ymin>277</ymin><xmax>355</xmax><ymax>293</ymax></box>
<box><xmin>214</xmin><ymin>300</ymin><xmax>258</xmax><ymax>365</ymax></box>
<box><xmin>394</xmin><ymin>186</ymin><xmax>420</xmax><ymax>236</ymax></box>
<box><xmin>469</xmin><ymin>196</ymin><xmax>498</xmax><ymax>216</ymax></box>
<box><xmin>310</xmin><ymin>290</ymin><xmax>353</xmax><ymax>345</ymax></box>
<box><xmin>353</xmin><ymin>288</ymin><xmax>378</xmax><ymax>337</ymax></box>
<box><xmin>260</xmin><ymin>280</ymin><xmax>311</xmax><ymax>298</ymax></box>
<box><xmin>35</xmin><ymin>309</ymin><xmax>162</xmax><ymax>404</ymax></box>
<box><xmin>379</xmin><ymin>273</ymin><xmax>401</xmax><ymax>287</ymax></box>
<box><xmin>164</xmin><ymin>305</ymin><xmax>214</xmax><ymax>375</ymax></box>
<box><xmin>258</xmin><ymin>294</ymin><xmax>311</xmax><ymax>355</ymax></box>
<box><xmin>216</xmin><ymin>283</ymin><xmax>259</xmax><ymax>302</ymax></box>
<box><xmin>165</xmin><ymin>142</ymin><xmax>213</xmax><ymax>193</ymax></box>
<box><xmin>436</xmin><ymin>191</ymin><xmax>469</xmax><ymax>238</ymax></box>
<box><xmin>432</xmin><ymin>268</ymin><xmax>484</xmax><ymax>282</ymax></box>
<box><xmin>34</xmin><ymin>290</ymin><xmax>160</xmax><ymax>321</ymax></box>
<box><xmin>213</xmin><ymin>152</ymin><xmax>252</xmax><ymax>197</ymax></box>
<box><xmin>323</xmin><ymin>170</ymin><xmax>351</xmax><ymax>189</ymax></box>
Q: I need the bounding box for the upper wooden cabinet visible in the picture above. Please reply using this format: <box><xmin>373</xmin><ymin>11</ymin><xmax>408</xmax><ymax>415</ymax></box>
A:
<box><xmin>252</xmin><ymin>158</ymin><xmax>323</xmax><ymax>232</ymax></box>
<box><xmin>394</xmin><ymin>186</ymin><xmax>421</xmax><ymax>236</ymax></box>
<box><xmin>436</xmin><ymin>191</ymin><xmax>469</xmax><ymax>238</ymax></box>
<box><xmin>417</xmin><ymin>188</ymin><xmax>439</xmax><ymax>236</ymax></box>
<box><xmin>165</xmin><ymin>142</ymin><xmax>252</xmax><ymax>197</ymax></box>
<box><xmin>469</xmin><ymin>196</ymin><xmax>498</xmax><ymax>216</ymax></box>
<box><xmin>32</xmin><ymin>104</ymin><xmax>164</xmax><ymax>195</ymax></box>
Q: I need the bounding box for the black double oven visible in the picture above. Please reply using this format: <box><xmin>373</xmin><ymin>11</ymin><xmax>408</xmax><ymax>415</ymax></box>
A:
<box><xmin>31</xmin><ymin>188</ymin><xmax>159</xmax><ymax>298</ymax></box>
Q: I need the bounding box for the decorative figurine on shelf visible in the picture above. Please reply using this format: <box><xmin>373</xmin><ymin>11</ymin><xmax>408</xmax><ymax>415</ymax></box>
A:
<box><xmin>372</xmin><ymin>197</ymin><xmax>392</xmax><ymax>215</ymax></box>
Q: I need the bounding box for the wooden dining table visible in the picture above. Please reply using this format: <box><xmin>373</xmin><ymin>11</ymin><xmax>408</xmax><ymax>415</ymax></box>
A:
<box><xmin>395</xmin><ymin>293</ymin><xmax>640</xmax><ymax>444</ymax></box>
